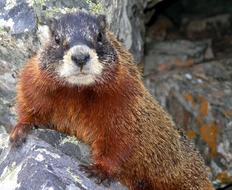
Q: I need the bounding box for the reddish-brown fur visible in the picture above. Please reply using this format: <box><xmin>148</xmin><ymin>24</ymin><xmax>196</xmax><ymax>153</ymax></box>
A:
<box><xmin>10</xmin><ymin>32</ymin><xmax>214</xmax><ymax>190</ymax></box>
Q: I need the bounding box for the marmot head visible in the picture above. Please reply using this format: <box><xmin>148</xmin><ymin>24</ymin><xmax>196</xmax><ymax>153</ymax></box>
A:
<box><xmin>38</xmin><ymin>11</ymin><xmax>117</xmax><ymax>86</ymax></box>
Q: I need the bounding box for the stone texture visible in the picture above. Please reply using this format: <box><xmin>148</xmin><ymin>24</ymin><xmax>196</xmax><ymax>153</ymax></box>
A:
<box><xmin>143</xmin><ymin>2</ymin><xmax>232</xmax><ymax>186</ymax></box>
<box><xmin>0</xmin><ymin>127</ymin><xmax>127</xmax><ymax>190</ymax></box>
<box><xmin>144</xmin><ymin>39</ymin><xmax>214</xmax><ymax>75</ymax></box>
<box><xmin>185</xmin><ymin>14</ymin><xmax>231</xmax><ymax>33</ymax></box>
<box><xmin>145</xmin><ymin>58</ymin><xmax>232</xmax><ymax>186</ymax></box>
<box><xmin>182</xmin><ymin>14</ymin><xmax>232</xmax><ymax>39</ymax></box>
<box><xmin>0</xmin><ymin>34</ymin><xmax>30</xmax><ymax>129</ymax></box>
<box><xmin>1</xmin><ymin>2</ymin><xmax>36</xmax><ymax>35</ymax></box>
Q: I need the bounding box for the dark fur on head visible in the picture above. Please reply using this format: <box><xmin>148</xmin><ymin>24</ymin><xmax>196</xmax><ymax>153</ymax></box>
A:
<box><xmin>39</xmin><ymin>12</ymin><xmax>117</xmax><ymax>80</ymax></box>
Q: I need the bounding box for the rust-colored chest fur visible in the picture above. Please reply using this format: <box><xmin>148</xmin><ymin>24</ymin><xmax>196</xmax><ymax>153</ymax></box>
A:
<box><xmin>49</xmin><ymin>87</ymin><xmax>125</xmax><ymax>144</ymax></box>
<box><xmin>17</xmin><ymin>57</ymin><xmax>136</xmax><ymax>145</ymax></box>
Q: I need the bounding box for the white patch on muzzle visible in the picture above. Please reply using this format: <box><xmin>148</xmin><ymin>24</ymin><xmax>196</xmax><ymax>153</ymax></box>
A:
<box><xmin>57</xmin><ymin>45</ymin><xmax>103</xmax><ymax>85</ymax></box>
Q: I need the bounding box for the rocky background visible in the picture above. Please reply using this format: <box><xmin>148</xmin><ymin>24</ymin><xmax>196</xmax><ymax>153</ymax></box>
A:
<box><xmin>144</xmin><ymin>1</ymin><xmax>232</xmax><ymax>189</ymax></box>
<box><xmin>0</xmin><ymin>0</ymin><xmax>232</xmax><ymax>190</ymax></box>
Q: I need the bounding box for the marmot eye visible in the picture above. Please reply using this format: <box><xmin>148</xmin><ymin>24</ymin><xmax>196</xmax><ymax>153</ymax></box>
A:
<box><xmin>55</xmin><ymin>35</ymin><xmax>61</xmax><ymax>45</ymax></box>
<box><xmin>97</xmin><ymin>32</ymin><xmax>103</xmax><ymax>42</ymax></box>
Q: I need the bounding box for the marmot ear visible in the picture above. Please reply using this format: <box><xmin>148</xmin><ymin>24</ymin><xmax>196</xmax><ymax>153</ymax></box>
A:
<box><xmin>97</xmin><ymin>14</ymin><xmax>107</xmax><ymax>29</ymax></box>
<box><xmin>37</xmin><ymin>24</ymin><xmax>51</xmax><ymax>46</ymax></box>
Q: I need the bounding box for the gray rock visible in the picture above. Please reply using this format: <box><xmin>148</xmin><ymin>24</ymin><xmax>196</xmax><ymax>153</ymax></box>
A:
<box><xmin>144</xmin><ymin>39</ymin><xmax>214</xmax><ymax>75</ymax></box>
<box><xmin>1</xmin><ymin>2</ymin><xmax>36</xmax><ymax>35</ymax></box>
<box><xmin>184</xmin><ymin>14</ymin><xmax>231</xmax><ymax>34</ymax></box>
<box><xmin>0</xmin><ymin>32</ymin><xmax>38</xmax><ymax>129</ymax></box>
<box><xmin>99</xmin><ymin>0</ymin><xmax>146</xmax><ymax>63</ymax></box>
<box><xmin>0</xmin><ymin>127</ymin><xmax>127</xmax><ymax>190</ymax></box>
<box><xmin>145</xmin><ymin>58</ymin><xmax>232</xmax><ymax>185</ymax></box>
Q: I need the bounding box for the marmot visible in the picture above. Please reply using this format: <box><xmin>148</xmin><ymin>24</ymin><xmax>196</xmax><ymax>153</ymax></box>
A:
<box><xmin>10</xmin><ymin>12</ymin><xmax>214</xmax><ymax>190</ymax></box>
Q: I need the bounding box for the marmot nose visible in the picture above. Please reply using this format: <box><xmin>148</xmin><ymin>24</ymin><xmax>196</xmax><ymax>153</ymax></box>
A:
<box><xmin>71</xmin><ymin>54</ymin><xmax>90</xmax><ymax>68</ymax></box>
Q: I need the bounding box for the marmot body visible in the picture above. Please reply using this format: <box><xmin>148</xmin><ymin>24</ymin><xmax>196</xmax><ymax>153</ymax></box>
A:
<box><xmin>10</xmin><ymin>12</ymin><xmax>214</xmax><ymax>190</ymax></box>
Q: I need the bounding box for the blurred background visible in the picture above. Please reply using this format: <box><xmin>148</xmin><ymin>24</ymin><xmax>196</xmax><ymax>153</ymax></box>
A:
<box><xmin>0</xmin><ymin>0</ymin><xmax>231</xmax><ymax>189</ymax></box>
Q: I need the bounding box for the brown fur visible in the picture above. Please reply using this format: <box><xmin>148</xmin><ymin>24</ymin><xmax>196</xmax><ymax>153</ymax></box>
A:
<box><xmin>10</xmin><ymin>32</ymin><xmax>214</xmax><ymax>190</ymax></box>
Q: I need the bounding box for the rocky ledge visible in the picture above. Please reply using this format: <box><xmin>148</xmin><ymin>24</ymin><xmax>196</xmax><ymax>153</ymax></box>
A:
<box><xmin>0</xmin><ymin>127</ymin><xmax>127</xmax><ymax>190</ymax></box>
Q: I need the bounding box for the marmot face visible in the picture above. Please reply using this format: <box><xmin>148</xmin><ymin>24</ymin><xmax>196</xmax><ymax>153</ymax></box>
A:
<box><xmin>38</xmin><ymin>12</ymin><xmax>117</xmax><ymax>86</ymax></box>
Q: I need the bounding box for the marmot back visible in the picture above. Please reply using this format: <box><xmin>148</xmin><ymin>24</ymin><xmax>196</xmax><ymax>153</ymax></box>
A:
<box><xmin>10</xmin><ymin>11</ymin><xmax>215</xmax><ymax>190</ymax></box>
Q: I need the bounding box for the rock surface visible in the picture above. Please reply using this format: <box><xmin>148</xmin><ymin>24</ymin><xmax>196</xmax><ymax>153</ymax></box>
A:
<box><xmin>144</xmin><ymin>42</ymin><xmax>232</xmax><ymax>187</ymax></box>
<box><xmin>0</xmin><ymin>127</ymin><xmax>127</xmax><ymax>190</ymax></box>
<box><xmin>144</xmin><ymin>39</ymin><xmax>214</xmax><ymax>74</ymax></box>
<box><xmin>144</xmin><ymin>6</ymin><xmax>232</xmax><ymax>187</ymax></box>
